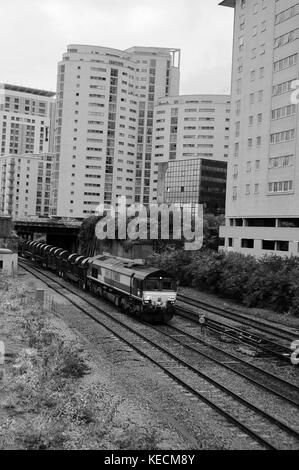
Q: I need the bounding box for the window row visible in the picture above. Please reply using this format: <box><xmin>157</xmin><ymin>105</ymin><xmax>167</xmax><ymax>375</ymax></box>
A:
<box><xmin>270</xmin><ymin>129</ymin><xmax>295</xmax><ymax>144</ymax></box>
<box><xmin>268</xmin><ymin>180</ymin><xmax>293</xmax><ymax>193</ymax></box>
<box><xmin>269</xmin><ymin>155</ymin><xmax>293</xmax><ymax>168</ymax></box>
<box><xmin>272</xmin><ymin>104</ymin><xmax>296</xmax><ymax>120</ymax></box>
<box><xmin>274</xmin><ymin>28</ymin><xmax>299</xmax><ymax>49</ymax></box>
<box><xmin>275</xmin><ymin>3</ymin><xmax>299</xmax><ymax>26</ymax></box>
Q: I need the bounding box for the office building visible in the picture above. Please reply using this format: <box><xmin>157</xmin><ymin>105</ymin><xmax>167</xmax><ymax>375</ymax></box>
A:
<box><xmin>157</xmin><ymin>158</ymin><xmax>227</xmax><ymax>214</ymax></box>
<box><xmin>150</xmin><ymin>94</ymin><xmax>230</xmax><ymax>202</ymax></box>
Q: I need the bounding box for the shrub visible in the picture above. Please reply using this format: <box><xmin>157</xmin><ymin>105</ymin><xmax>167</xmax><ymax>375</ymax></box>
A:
<box><xmin>149</xmin><ymin>249</ymin><xmax>193</xmax><ymax>285</ymax></box>
<box><xmin>54</xmin><ymin>342</ymin><xmax>90</xmax><ymax>379</ymax></box>
<box><xmin>288</xmin><ymin>268</ymin><xmax>299</xmax><ymax>316</ymax></box>
<box><xmin>216</xmin><ymin>252</ymin><xmax>257</xmax><ymax>302</ymax></box>
<box><xmin>147</xmin><ymin>249</ymin><xmax>299</xmax><ymax>314</ymax></box>
<box><xmin>185</xmin><ymin>251</ymin><xmax>225</xmax><ymax>292</ymax></box>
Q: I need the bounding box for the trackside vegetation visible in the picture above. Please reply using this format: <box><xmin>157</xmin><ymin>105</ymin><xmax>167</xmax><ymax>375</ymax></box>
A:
<box><xmin>0</xmin><ymin>275</ymin><xmax>161</xmax><ymax>450</ymax></box>
<box><xmin>148</xmin><ymin>250</ymin><xmax>299</xmax><ymax>315</ymax></box>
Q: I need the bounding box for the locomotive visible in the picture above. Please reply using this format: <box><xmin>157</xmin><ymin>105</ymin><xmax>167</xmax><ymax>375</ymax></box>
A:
<box><xmin>19</xmin><ymin>240</ymin><xmax>177</xmax><ymax>323</ymax></box>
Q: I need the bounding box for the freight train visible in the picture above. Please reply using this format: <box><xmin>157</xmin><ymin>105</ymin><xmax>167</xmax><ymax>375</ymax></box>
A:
<box><xmin>19</xmin><ymin>241</ymin><xmax>177</xmax><ymax>323</ymax></box>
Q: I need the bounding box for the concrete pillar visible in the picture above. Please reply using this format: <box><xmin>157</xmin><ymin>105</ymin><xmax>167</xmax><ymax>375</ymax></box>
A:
<box><xmin>289</xmin><ymin>241</ymin><xmax>298</xmax><ymax>255</ymax></box>
<box><xmin>0</xmin><ymin>341</ymin><xmax>4</xmax><ymax>380</ymax></box>
<box><xmin>36</xmin><ymin>289</ymin><xmax>45</xmax><ymax>310</ymax></box>
<box><xmin>255</xmin><ymin>239</ymin><xmax>262</xmax><ymax>253</ymax></box>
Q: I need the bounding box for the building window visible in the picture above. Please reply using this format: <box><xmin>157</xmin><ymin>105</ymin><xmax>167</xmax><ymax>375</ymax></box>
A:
<box><xmin>269</xmin><ymin>155</ymin><xmax>293</xmax><ymax>168</ymax></box>
<box><xmin>262</xmin><ymin>240</ymin><xmax>275</xmax><ymax>250</ymax></box>
<box><xmin>274</xmin><ymin>53</ymin><xmax>297</xmax><ymax>72</ymax></box>
<box><xmin>241</xmin><ymin>239</ymin><xmax>254</xmax><ymax>249</ymax></box>
<box><xmin>272</xmin><ymin>104</ymin><xmax>296</xmax><ymax>120</ymax></box>
<box><xmin>277</xmin><ymin>241</ymin><xmax>289</xmax><ymax>252</ymax></box>
<box><xmin>274</xmin><ymin>28</ymin><xmax>299</xmax><ymax>49</ymax></box>
<box><xmin>270</xmin><ymin>129</ymin><xmax>295</xmax><ymax>144</ymax></box>
<box><xmin>275</xmin><ymin>3</ymin><xmax>299</xmax><ymax>25</ymax></box>
<box><xmin>268</xmin><ymin>180</ymin><xmax>293</xmax><ymax>193</ymax></box>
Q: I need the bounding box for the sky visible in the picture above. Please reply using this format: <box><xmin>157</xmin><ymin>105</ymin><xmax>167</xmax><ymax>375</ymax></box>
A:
<box><xmin>0</xmin><ymin>0</ymin><xmax>234</xmax><ymax>95</ymax></box>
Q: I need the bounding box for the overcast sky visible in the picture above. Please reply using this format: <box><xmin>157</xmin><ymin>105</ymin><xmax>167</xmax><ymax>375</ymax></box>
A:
<box><xmin>0</xmin><ymin>0</ymin><xmax>234</xmax><ymax>95</ymax></box>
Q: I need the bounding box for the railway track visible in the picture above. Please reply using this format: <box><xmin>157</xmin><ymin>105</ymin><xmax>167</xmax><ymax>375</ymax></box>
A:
<box><xmin>153</xmin><ymin>322</ymin><xmax>299</xmax><ymax>407</ymax></box>
<box><xmin>19</xmin><ymin>259</ymin><xmax>299</xmax><ymax>450</ymax></box>
<box><xmin>177</xmin><ymin>295</ymin><xmax>298</xmax><ymax>362</ymax></box>
<box><xmin>177</xmin><ymin>293</ymin><xmax>298</xmax><ymax>343</ymax></box>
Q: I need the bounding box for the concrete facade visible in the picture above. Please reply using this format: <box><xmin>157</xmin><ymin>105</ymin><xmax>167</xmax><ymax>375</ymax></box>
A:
<box><xmin>0</xmin><ymin>248</ymin><xmax>18</xmax><ymax>276</ymax></box>
<box><xmin>220</xmin><ymin>0</ymin><xmax>299</xmax><ymax>257</ymax></box>
<box><xmin>0</xmin><ymin>84</ymin><xmax>55</xmax><ymax>156</ymax></box>
<box><xmin>0</xmin><ymin>153</ymin><xmax>53</xmax><ymax>218</ymax></box>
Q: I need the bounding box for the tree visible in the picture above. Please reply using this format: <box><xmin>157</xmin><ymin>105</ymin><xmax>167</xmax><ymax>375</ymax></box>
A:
<box><xmin>202</xmin><ymin>213</ymin><xmax>225</xmax><ymax>250</ymax></box>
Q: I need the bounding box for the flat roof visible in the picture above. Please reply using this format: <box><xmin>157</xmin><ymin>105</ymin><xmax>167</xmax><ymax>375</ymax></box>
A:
<box><xmin>0</xmin><ymin>248</ymin><xmax>13</xmax><ymax>254</ymax></box>
<box><xmin>219</xmin><ymin>0</ymin><xmax>236</xmax><ymax>7</ymax></box>
<box><xmin>125</xmin><ymin>46</ymin><xmax>180</xmax><ymax>55</ymax></box>
<box><xmin>0</xmin><ymin>83</ymin><xmax>55</xmax><ymax>98</ymax></box>
<box><xmin>157</xmin><ymin>94</ymin><xmax>231</xmax><ymax>105</ymax></box>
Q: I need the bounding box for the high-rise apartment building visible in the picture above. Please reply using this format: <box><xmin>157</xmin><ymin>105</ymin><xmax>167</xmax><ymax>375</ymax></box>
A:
<box><xmin>51</xmin><ymin>45</ymin><xmax>180</xmax><ymax>218</ymax></box>
<box><xmin>220</xmin><ymin>0</ymin><xmax>299</xmax><ymax>256</ymax></box>
<box><xmin>125</xmin><ymin>47</ymin><xmax>180</xmax><ymax>206</ymax></box>
<box><xmin>0</xmin><ymin>84</ymin><xmax>56</xmax><ymax>156</ymax></box>
<box><xmin>0</xmin><ymin>153</ymin><xmax>53</xmax><ymax>218</ymax></box>
<box><xmin>150</xmin><ymin>94</ymin><xmax>230</xmax><ymax>202</ymax></box>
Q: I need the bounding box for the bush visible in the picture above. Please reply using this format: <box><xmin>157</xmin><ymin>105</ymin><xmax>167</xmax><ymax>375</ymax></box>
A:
<box><xmin>147</xmin><ymin>249</ymin><xmax>299</xmax><ymax>314</ymax></box>
<box><xmin>217</xmin><ymin>252</ymin><xmax>257</xmax><ymax>302</ymax></box>
<box><xmin>53</xmin><ymin>342</ymin><xmax>90</xmax><ymax>379</ymax></box>
<box><xmin>149</xmin><ymin>249</ymin><xmax>193</xmax><ymax>286</ymax></box>
<box><xmin>185</xmin><ymin>251</ymin><xmax>225</xmax><ymax>292</ymax></box>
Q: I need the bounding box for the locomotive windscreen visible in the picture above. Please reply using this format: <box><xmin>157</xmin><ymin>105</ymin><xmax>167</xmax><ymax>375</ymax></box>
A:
<box><xmin>145</xmin><ymin>279</ymin><xmax>176</xmax><ymax>291</ymax></box>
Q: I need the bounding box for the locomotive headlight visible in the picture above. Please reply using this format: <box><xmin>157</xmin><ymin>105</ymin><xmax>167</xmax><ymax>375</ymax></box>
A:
<box><xmin>168</xmin><ymin>297</ymin><xmax>176</xmax><ymax>304</ymax></box>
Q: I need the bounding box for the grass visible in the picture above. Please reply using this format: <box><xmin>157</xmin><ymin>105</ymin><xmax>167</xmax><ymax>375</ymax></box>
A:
<box><xmin>0</xmin><ymin>274</ymin><xmax>163</xmax><ymax>450</ymax></box>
